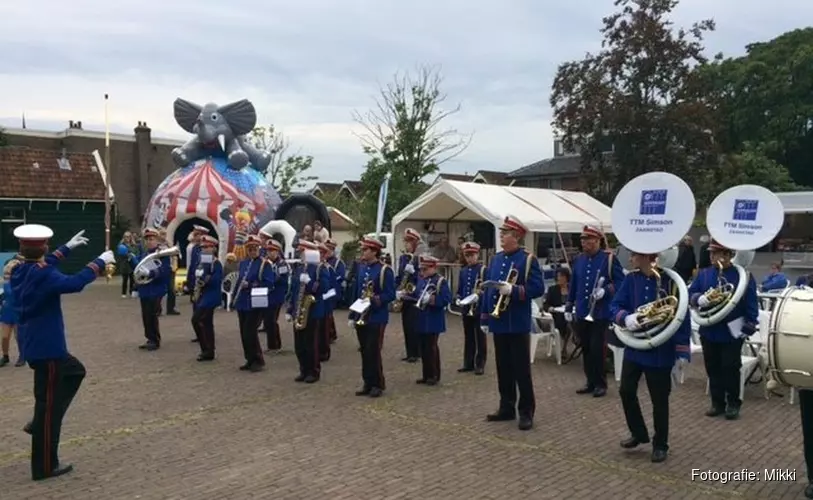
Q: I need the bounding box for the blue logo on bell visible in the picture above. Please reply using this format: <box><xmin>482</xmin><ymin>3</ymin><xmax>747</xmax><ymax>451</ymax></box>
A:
<box><xmin>639</xmin><ymin>190</ymin><xmax>668</xmax><ymax>215</ymax></box>
<box><xmin>732</xmin><ymin>199</ymin><xmax>759</xmax><ymax>221</ymax></box>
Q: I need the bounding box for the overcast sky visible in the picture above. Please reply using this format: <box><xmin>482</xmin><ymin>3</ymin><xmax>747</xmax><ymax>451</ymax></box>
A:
<box><xmin>1</xmin><ymin>0</ymin><xmax>809</xmax><ymax>183</ymax></box>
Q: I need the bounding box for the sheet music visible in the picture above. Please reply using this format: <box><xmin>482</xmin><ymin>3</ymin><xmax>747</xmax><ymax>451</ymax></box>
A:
<box><xmin>200</xmin><ymin>254</ymin><xmax>213</xmax><ymax>264</ymax></box>
<box><xmin>323</xmin><ymin>288</ymin><xmax>337</xmax><ymax>300</ymax></box>
<box><xmin>350</xmin><ymin>299</ymin><xmax>370</xmax><ymax>314</ymax></box>
<box><xmin>459</xmin><ymin>293</ymin><xmax>478</xmax><ymax>306</ymax></box>
<box><xmin>727</xmin><ymin>317</ymin><xmax>745</xmax><ymax>339</ymax></box>
<box><xmin>250</xmin><ymin>287</ymin><xmax>269</xmax><ymax>309</ymax></box>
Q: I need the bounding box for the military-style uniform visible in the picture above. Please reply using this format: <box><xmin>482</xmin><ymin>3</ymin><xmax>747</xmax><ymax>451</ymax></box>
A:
<box><xmin>287</xmin><ymin>240</ymin><xmax>331</xmax><ymax>383</ymax></box>
<box><xmin>349</xmin><ymin>237</ymin><xmax>395</xmax><ymax>397</ymax></box>
<box><xmin>566</xmin><ymin>225</ymin><xmax>625</xmax><ymax>397</ymax></box>
<box><xmin>186</xmin><ymin>225</ymin><xmax>209</xmax><ymax>342</ymax></box>
<box><xmin>455</xmin><ymin>242</ymin><xmax>487</xmax><ymax>374</ymax></box>
<box><xmin>234</xmin><ymin>236</ymin><xmax>275</xmax><ymax>372</ymax></box>
<box><xmin>11</xmin><ymin>224</ymin><xmax>113</xmax><ymax>481</ymax></box>
<box><xmin>319</xmin><ymin>243</ymin><xmax>336</xmax><ymax>362</ymax></box>
<box><xmin>396</xmin><ymin>228</ymin><xmax>422</xmax><ymax>362</ymax></box>
<box><xmin>409</xmin><ymin>256</ymin><xmax>452</xmax><ymax>385</ymax></box>
<box><xmin>688</xmin><ymin>239</ymin><xmax>758</xmax><ymax>419</ymax></box>
<box><xmin>263</xmin><ymin>240</ymin><xmax>289</xmax><ymax>352</ymax></box>
<box><xmin>165</xmin><ymin>250</ymin><xmax>180</xmax><ymax>315</ymax></box>
<box><xmin>191</xmin><ymin>235</ymin><xmax>223</xmax><ymax>361</ymax></box>
<box><xmin>326</xmin><ymin>239</ymin><xmax>346</xmax><ymax>343</ymax></box>
<box><xmin>610</xmin><ymin>265</ymin><xmax>691</xmax><ymax>462</ymax></box>
<box><xmin>131</xmin><ymin>228</ymin><xmax>171</xmax><ymax>350</ymax></box>
<box><xmin>480</xmin><ymin>216</ymin><xmax>544</xmax><ymax>430</ymax></box>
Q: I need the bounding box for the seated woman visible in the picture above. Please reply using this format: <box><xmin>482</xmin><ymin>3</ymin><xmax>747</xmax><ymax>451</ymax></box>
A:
<box><xmin>761</xmin><ymin>262</ymin><xmax>788</xmax><ymax>292</ymax></box>
<box><xmin>543</xmin><ymin>268</ymin><xmax>573</xmax><ymax>358</ymax></box>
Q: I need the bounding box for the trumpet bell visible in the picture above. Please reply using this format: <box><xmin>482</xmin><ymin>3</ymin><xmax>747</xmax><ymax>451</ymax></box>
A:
<box><xmin>584</xmin><ymin>314</ymin><xmax>594</xmax><ymax>323</ymax></box>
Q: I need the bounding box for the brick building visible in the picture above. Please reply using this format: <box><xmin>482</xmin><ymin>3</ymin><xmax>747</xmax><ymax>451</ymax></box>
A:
<box><xmin>2</xmin><ymin>121</ymin><xmax>183</xmax><ymax>229</ymax></box>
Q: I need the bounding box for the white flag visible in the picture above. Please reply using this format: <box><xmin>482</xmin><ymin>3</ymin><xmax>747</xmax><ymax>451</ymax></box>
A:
<box><xmin>375</xmin><ymin>172</ymin><xmax>391</xmax><ymax>239</ymax></box>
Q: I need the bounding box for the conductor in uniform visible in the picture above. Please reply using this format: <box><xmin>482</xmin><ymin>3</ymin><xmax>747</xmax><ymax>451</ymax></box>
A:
<box><xmin>11</xmin><ymin>224</ymin><xmax>115</xmax><ymax>480</ymax></box>
<box><xmin>566</xmin><ymin>225</ymin><xmax>625</xmax><ymax>398</ymax></box>
<box><xmin>688</xmin><ymin>239</ymin><xmax>758</xmax><ymax>420</ymax></box>
<box><xmin>480</xmin><ymin>215</ymin><xmax>544</xmax><ymax>431</ymax></box>
<box><xmin>609</xmin><ymin>250</ymin><xmax>691</xmax><ymax>463</ymax></box>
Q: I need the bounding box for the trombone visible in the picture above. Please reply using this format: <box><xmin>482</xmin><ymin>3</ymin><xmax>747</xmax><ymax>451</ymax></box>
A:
<box><xmin>490</xmin><ymin>263</ymin><xmax>518</xmax><ymax>318</ymax></box>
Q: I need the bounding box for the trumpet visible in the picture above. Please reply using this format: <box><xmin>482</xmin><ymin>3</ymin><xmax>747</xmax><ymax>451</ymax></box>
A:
<box><xmin>584</xmin><ymin>276</ymin><xmax>605</xmax><ymax>322</ymax></box>
<box><xmin>355</xmin><ymin>280</ymin><xmax>375</xmax><ymax>326</ymax></box>
<box><xmin>490</xmin><ymin>263</ymin><xmax>518</xmax><ymax>318</ymax></box>
<box><xmin>632</xmin><ymin>267</ymin><xmax>679</xmax><ymax>333</ymax></box>
<box><xmin>416</xmin><ymin>283</ymin><xmax>437</xmax><ymax>311</ymax></box>
<box><xmin>467</xmin><ymin>278</ymin><xmax>483</xmax><ymax>317</ymax></box>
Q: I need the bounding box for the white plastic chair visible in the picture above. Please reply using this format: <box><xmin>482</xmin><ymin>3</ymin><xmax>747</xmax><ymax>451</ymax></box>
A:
<box><xmin>221</xmin><ymin>271</ymin><xmax>238</xmax><ymax>311</ymax></box>
<box><xmin>530</xmin><ymin>300</ymin><xmax>562</xmax><ymax>365</ymax></box>
<box><xmin>607</xmin><ymin>332</ymin><xmax>624</xmax><ymax>382</ymax></box>
<box><xmin>680</xmin><ymin>326</ymin><xmax>704</xmax><ymax>384</ymax></box>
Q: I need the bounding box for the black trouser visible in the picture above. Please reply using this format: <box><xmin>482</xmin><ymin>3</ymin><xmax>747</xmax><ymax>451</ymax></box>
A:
<box><xmin>121</xmin><ymin>273</ymin><xmax>134</xmax><ymax>295</ymax></box>
<box><xmin>462</xmin><ymin>316</ymin><xmax>487</xmax><ymax>369</ymax></box>
<box><xmin>401</xmin><ymin>303</ymin><xmax>420</xmax><ymax>359</ymax></box>
<box><xmin>192</xmin><ymin>307</ymin><xmax>215</xmax><ymax>355</ymax></box>
<box><xmin>619</xmin><ymin>359</ymin><xmax>671</xmax><ymax>450</ymax></box>
<box><xmin>265</xmin><ymin>304</ymin><xmax>282</xmax><ymax>350</ymax></box>
<box><xmin>319</xmin><ymin>312</ymin><xmax>332</xmax><ymax>361</ymax></box>
<box><xmin>800</xmin><ymin>389</ymin><xmax>813</xmax><ymax>482</ymax></box>
<box><xmin>493</xmin><ymin>334</ymin><xmax>535</xmax><ymax>418</ymax></box>
<box><xmin>357</xmin><ymin>323</ymin><xmax>386</xmax><ymax>390</ymax></box>
<box><xmin>139</xmin><ymin>297</ymin><xmax>162</xmax><ymax>346</ymax></box>
<box><xmin>165</xmin><ymin>273</ymin><xmax>177</xmax><ymax>312</ymax></box>
<box><xmin>420</xmin><ymin>334</ymin><xmax>441</xmax><ymax>382</ymax></box>
<box><xmin>237</xmin><ymin>310</ymin><xmax>264</xmax><ymax>366</ymax></box>
<box><xmin>576</xmin><ymin>319</ymin><xmax>608</xmax><ymax>389</ymax></box>
<box><xmin>294</xmin><ymin>316</ymin><xmax>321</xmax><ymax>378</ymax></box>
<box><xmin>700</xmin><ymin>337</ymin><xmax>744</xmax><ymax>409</ymax></box>
<box><xmin>30</xmin><ymin>355</ymin><xmax>86</xmax><ymax>480</ymax></box>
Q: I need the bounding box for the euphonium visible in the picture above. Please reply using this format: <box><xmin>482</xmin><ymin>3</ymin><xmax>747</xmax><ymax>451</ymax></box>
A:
<box><xmin>392</xmin><ymin>253</ymin><xmax>415</xmax><ymax>313</ymax></box>
<box><xmin>133</xmin><ymin>245</ymin><xmax>182</xmax><ymax>285</ymax></box>
<box><xmin>633</xmin><ymin>267</ymin><xmax>679</xmax><ymax>331</ymax></box>
<box><xmin>355</xmin><ymin>280</ymin><xmax>375</xmax><ymax>326</ymax></box>
<box><xmin>294</xmin><ymin>273</ymin><xmax>316</xmax><ymax>331</ymax></box>
<box><xmin>490</xmin><ymin>263</ymin><xmax>518</xmax><ymax>318</ymax></box>
<box><xmin>467</xmin><ymin>278</ymin><xmax>483</xmax><ymax>316</ymax></box>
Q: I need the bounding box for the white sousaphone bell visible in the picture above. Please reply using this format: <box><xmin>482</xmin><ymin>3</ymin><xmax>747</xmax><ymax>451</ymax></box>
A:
<box><xmin>133</xmin><ymin>245</ymin><xmax>182</xmax><ymax>285</ymax></box>
<box><xmin>259</xmin><ymin>220</ymin><xmax>298</xmax><ymax>262</ymax></box>
<box><xmin>610</xmin><ymin>172</ymin><xmax>694</xmax><ymax>350</ymax></box>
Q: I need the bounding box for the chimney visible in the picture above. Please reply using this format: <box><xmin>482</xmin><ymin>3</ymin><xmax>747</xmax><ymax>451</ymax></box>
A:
<box><xmin>134</xmin><ymin>121</ymin><xmax>153</xmax><ymax>215</ymax></box>
<box><xmin>69</xmin><ymin>120</ymin><xmax>74</xmax><ymax>128</ymax></box>
<box><xmin>76</xmin><ymin>121</ymin><xmax>82</xmax><ymax>129</ymax></box>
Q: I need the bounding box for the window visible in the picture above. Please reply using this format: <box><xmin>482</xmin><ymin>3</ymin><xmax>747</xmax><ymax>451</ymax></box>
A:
<box><xmin>0</xmin><ymin>208</ymin><xmax>25</xmax><ymax>252</ymax></box>
<box><xmin>548</xmin><ymin>178</ymin><xmax>562</xmax><ymax>190</ymax></box>
<box><xmin>57</xmin><ymin>158</ymin><xmax>71</xmax><ymax>170</ymax></box>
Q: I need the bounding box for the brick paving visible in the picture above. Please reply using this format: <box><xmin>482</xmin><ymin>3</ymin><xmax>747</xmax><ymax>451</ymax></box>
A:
<box><xmin>0</xmin><ymin>282</ymin><xmax>808</xmax><ymax>499</ymax></box>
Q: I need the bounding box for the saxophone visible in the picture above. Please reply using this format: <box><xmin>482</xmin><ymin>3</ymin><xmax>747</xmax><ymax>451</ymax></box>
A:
<box><xmin>294</xmin><ymin>266</ymin><xmax>316</xmax><ymax>331</ymax></box>
<box><xmin>392</xmin><ymin>253</ymin><xmax>415</xmax><ymax>313</ymax></box>
<box><xmin>191</xmin><ymin>259</ymin><xmax>215</xmax><ymax>303</ymax></box>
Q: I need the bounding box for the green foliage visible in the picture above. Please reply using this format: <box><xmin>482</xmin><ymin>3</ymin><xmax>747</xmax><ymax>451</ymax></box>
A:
<box><xmin>340</xmin><ymin>240</ymin><xmax>359</xmax><ymax>263</ymax></box>
<box><xmin>550</xmin><ymin>0</ymin><xmax>719</xmax><ymax>205</ymax></box>
<box><xmin>319</xmin><ymin>191</ymin><xmax>366</xmax><ymax>237</ymax></box>
<box><xmin>0</xmin><ymin>127</ymin><xmax>8</xmax><ymax>147</ymax></box>
<box><xmin>714</xmin><ymin>143</ymin><xmax>799</xmax><ymax>192</ymax></box>
<box><xmin>250</xmin><ymin>125</ymin><xmax>317</xmax><ymax>196</ymax></box>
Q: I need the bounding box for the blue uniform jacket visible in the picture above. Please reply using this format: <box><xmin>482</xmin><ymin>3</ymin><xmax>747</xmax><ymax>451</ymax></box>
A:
<box><xmin>456</xmin><ymin>264</ymin><xmax>485</xmax><ymax>314</ymax></box>
<box><xmin>480</xmin><ymin>249</ymin><xmax>545</xmax><ymax>334</ymax></box>
<box><xmin>187</xmin><ymin>244</ymin><xmax>202</xmax><ymax>289</ymax></box>
<box><xmin>348</xmin><ymin>261</ymin><xmax>396</xmax><ymax>325</ymax></box>
<box><xmin>395</xmin><ymin>253</ymin><xmax>419</xmax><ymax>292</ymax></box>
<box><xmin>761</xmin><ymin>272</ymin><xmax>787</xmax><ymax>291</ymax></box>
<box><xmin>609</xmin><ymin>270</ymin><xmax>691</xmax><ymax>368</ymax></box>
<box><xmin>323</xmin><ymin>262</ymin><xmax>337</xmax><ymax>316</ymax></box>
<box><xmin>130</xmin><ymin>250</ymin><xmax>171</xmax><ymax>299</ymax></box>
<box><xmin>234</xmin><ymin>257</ymin><xmax>275</xmax><ymax>312</ymax></box>
<box><xmin>796</xmin><ymin>275</ymin><xmax>811</xmax><ymax>287</ymax></box>
<box><xmin>412</xmin><ymin>273</ymin><xmax>452</xmax><ymax>334</ymax></box>
<box><xmin>567</xmin><ymin>251</ymin><xmax>625</xmax><ymax>321</ymax></box>
<box><xmin>328</xmin><ymin>256</ymin><xmax>346</xmax><ymax>303</ymax></box>
<box><xmin>688</xmin><ymin>265</ymin><xmax>759</xmax><ymax>344</ymax></box>
<box><xmin>287</xmin><ymin>262</ymin><xmax>331</xmax><ymax>320</ymax></box>
<box><xmin>195</xmin><ymin>259</ymin><xmax>224</xmax><ymax>309</ymax></box>
<box><xmin>269</xmin><ymin>258</ymin><xmax>290</xmax><ymax>305</ymax></box>
<box><xmin>11</xmin><ymin>253</ymin><xmax>105</xmax><ymax>362</ymax></box>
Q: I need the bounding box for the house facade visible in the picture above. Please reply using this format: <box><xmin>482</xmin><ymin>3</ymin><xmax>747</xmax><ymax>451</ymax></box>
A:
<box><xmin>507</xmin><ymin>139</ymin><xmax>585</xmax><ymax>190</ymax></box>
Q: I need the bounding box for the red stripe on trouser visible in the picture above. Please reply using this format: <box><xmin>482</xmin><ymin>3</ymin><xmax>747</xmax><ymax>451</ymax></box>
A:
<box><xmin>312</xmin><ymin>319</ymin><xmax>320</xmax><ymax>375</ymax></box>
<box><xmin>377</xmin><ymin>325</ymin><xmax>386</xmax><ymax>389</ymax></box>
<box><xmin>44</xmin><ymin>361</ymin><xmax>56</xmax><ymax>474</ymax></box>
<box><xmin>254</xmin><ymin>313</ymin><xmax>264</xmax><ymax>363</ymax></box>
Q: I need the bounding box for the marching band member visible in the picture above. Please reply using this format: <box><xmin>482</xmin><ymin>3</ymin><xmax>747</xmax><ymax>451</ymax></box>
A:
<box><xmin>318</xmin><ymin>242</ymin><xmax>336</xmax><ymax>362</ymax></box>
<box><xmin>396</xmin><ymin>228</ymin><xmax>422</xmax><ymax>362</ymax></box>
<box><xmin>233</xmin><ymin>235</ymin><xmax>274</xmax><ymax>372</ymax></box>
<box><xmin>688</xmin><ymin>239</ymin><xmax>758</xmax><ymax>420</ymax></box>
<box><xmin>609</xmin><ymin>251</ymin><xmax>691</xmax><ymax>463</ymax></box>
<box><xmin>325</xmin><ymin>239</ymin><xmax>345</xmax><ymax>344</ymax></box>
<box><xmin>132</xmin><ymin>228</ymin><xmax>171</xmax><ymax>351</ymax></box>
<box><xmin>348</xmin><ymin>237</ymin><xmax>395</xmax><ymax>397</ymax></box>
<box><xmin>159</xmin><ymin>229</ymin><xmax>180</xmax><ymax>316</ymax></box>
<box><xmin>263</xmin><ymin>239</ymin><xmax>289</xmax><ymax>352</ymax></box>
<box><xmin>566</xmin><ymin>225</ymin><xmax>625</xmax><ymax>398</ymax></box>
<box><xmin>801</xmin><ymin>389</ymin><xmax>813</xmax><ymax>498</ymax></box>
<box><xmin>186</xmin><ymin>225</ymin><xmax>209</xmax><ymax>342</ymax></box>
<box><xmin>410</xmin><ymin>255</ymin><xmax>452</xmax><ymax>385</ymax></box>
<box><xmin>191</xmin><ymin>235</ymin><xmax>222</xmax><ymax>361</ymax></box>
<box><xmin>480</xmin><ymin>215</ymin><xmax>544</xmax><ymax>431</ymax></box>
<box><xmin>286</xmin><ymin>240</ymin><xmax>330</xmax><ymax>383</ymax></box>
<box><xmin>455</xmin><ymin>242</ymin><xmax>486</xmax><ymax>375</ymax></box>
<box><xmin>10</xmin><ymin>224</ymin><xmax>114</xmax><ymax>480</ymax></box>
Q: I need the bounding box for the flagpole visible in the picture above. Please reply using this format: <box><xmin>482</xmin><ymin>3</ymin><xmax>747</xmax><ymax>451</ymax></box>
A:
<box><xmin>104</xmin><ymin>94</ymin><xmax>111</xmax><ymax>252</ymax></box>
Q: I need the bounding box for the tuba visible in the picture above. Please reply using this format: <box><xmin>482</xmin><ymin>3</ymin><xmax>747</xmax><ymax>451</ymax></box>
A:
<box><xmin>355</xmin><ymin>280</ymin><xmax>375</xmax><ymax>326</ymax></box>
<box><xmin>690</xmin><ymin>184</ymin><xmax>783</xmax><ymax>327</ymax></box>
<box><xmin>133</xmin><ymin>246</ymin><xmax>181</xmax><ymax>285</ymax></box>
<box><xmin>392</xmin><ymin>253</ymin><xmax>415</xmax><ymax>313</ymax></box>
<box><xmin>610</xmin><ymin>172</ymin><xmax>694</xmax><ymax>350</ymax></box>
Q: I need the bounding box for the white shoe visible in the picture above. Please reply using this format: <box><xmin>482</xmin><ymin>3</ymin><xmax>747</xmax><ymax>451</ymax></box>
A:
<box><xmin>121</xmin><ymin>295</ymin><xmax>127</xmax><ymax>298</ymax></box>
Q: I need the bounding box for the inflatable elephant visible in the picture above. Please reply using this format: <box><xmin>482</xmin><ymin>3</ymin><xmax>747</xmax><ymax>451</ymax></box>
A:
<box><xmin>171</xmin><ymin>98</ymin><xmax>272</xmax><ymax>172</ymax></box>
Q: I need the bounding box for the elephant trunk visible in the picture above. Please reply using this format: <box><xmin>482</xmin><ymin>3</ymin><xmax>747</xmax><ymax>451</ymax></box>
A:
<box><xmin>198</xmin><ymin>125</ymin><xmax>220</xmax><ymax>148</ymax></box>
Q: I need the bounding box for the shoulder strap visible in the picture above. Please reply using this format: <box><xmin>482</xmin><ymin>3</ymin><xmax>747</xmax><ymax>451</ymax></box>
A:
<box><xmin>607</xmin><ymin>252</ymin><xmax>613</xmax><ymax>280</ymax></box>
<box><xmin>479</xmin><ymin>265</ymin><xmax>486</xmax><ymax>281</ymax></box>
<box><xmin>524</xmin><ymin>253</ymin><xmax>534</xmax><ymax>281</ymax></box>
<box><xmin>380</xmin><ymin>264</ymin><xmax>390</xmax><ymax>289</ymax></box>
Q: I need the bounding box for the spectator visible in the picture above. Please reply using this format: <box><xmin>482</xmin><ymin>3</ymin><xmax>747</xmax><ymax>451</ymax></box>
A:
<box><xmin>432</xmin><ymin>236</ymin><xmax>457</xmax><ymax>262</ymax></box>
<box><xmin>761</xmin><ymin>262</ymin><xmax>789</xmax><ymax>291</ymax></box>
<box><xmin>698</xmin><ymin>235</ymin><xmax>711</xmax><ymax>269</ymax></box>
<box><xmin>674</xmin><ymin>235</ymin><xmax>697</xmax><ymax>282</ymax></box>
<box><xmin>313</xmin><ymin>220</ymin><xmax>329</xmax><ymax>243</ymax></box>
<box><xmin>543</xmin><ymin>268</ymin><xmax>573</xmax><ymax>358</ymax></box>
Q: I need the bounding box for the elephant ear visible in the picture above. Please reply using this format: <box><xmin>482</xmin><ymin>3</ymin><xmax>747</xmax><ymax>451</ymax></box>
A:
<box><xmin>217</xmin><ymin>99</ymin><xmax>257</xmax><ymax>136</ymax></box>
<box><xmin>174</xmin><ymin>98</ymin><xmax>203</xmax><ymax>133</ymax></box>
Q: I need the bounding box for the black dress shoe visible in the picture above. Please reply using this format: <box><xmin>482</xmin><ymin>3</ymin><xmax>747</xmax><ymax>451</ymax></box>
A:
<box><xmin>249</xmin><ymin>363</ymin><xmax>265</xmax><ymax>372</ymax></box>
<box><xmin>425</xmin><ymin>378</ymin><xmax>438</xmax><ymax>386</ymax></box>
<box><xmin>518</xmin><ymin>415</ymin><xmax>533</xmax><ymax>431</ymax></box>
<box><xmin>620</xmin><ymin>436</ymin><xmax>650</xmax><ymax>449</ymax></box>
<box><xmin>593</xmin><ymin>387</ymin><xmax>607</xmax><ymax>398</ymax></box>
<box><xmin>651</xmin><ymin>448</ymin><xmax>668</xmax><ymax>463</ymax></box>
<box><xmin>576</xmin><ymin>385</ymin><xmax>595</xmax><ymax>395</ymax></box>
<box><xmin>294</xmin><ymin>374</ymin><xmax>306</xmax><ymax>382</ymax></box>
<box><xmin>167</xmin><ymin>310</ymin><xmax>181</xmax><ymax>316</ymax></box>
<box><xmin>239</xmin><ymin>363</ymin><xmax>252</xmax><ymax>371</ymax></box>
<box><xmin>355</xmin><ymin>387</ymin><xmax>371</xmax><ymax>396</ymax></box>
<box><xmin>705</xmin><ymin>406</ymin><xmax>725</xmax><ymax>417</ymax></box>
<box><xmin>724</xmin><ymin>405</ymin><xmax>740</xmax><ymax>420</ymax></box>
<box><xmin>138</xmin><ymin>343</ymin><xmax>151</xmax><ymax>350</ymax></box>
<box><xmin>415</xmin><ymin>379</ymin><xmax>427</xmax><ymax>384</ymax></box>
<box><xmin>145</xmin><ymin>344</ymin><xmax>159</xmax><ymax>351</ymax></box>
<box><xmin>33</xmin><ymin>463</ymin><xmax>73</xmax><ymax>481</ymax></box>
<box><xmin>401</xmin><ymin>356</ymin><xmax>410</xmax><ymax>362</ymax></box>
<box><xmin>368</xmin><ymin>387</ymin><xmax>383</xmax><ymax>398</ymax></box>
<box><xmin>23</xmin><ymin>421</ymin><xmax>33</xmax><ymax>435</ymax></box>
<box><xmin>803</xmin><ymin>483</ymin><xmax>813</xmax><ymax>499</ymax></box>
<box><xmin>196</xmin><ymin>354</ymin><xmax>214</xmax><ymax>362</ymax></box>
<box><xmin>474</xmin><ymin>367</ymin><xmax>484</xmax><ymax>375</ymax></box>
<box><xmin>486</xmin><ymin>411</ymin><xmax>516</xmax><ymax>422</ymax></box>
<box><xmin>304</xmin><ymin>375</ymin><xmax>319</xmax><ymax>384</ymax></box>
<box><xmin>457</xmin><ymin>367</ymin><xmax>474</xmax><ymax>373</ymax></box>
<box><xmin>407</xmin><ymin>357</ymin><xmax>419</xmax><ymax>363</ymax></box>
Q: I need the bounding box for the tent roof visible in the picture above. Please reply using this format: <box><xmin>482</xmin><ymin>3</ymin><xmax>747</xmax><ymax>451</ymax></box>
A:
<box><xmin>776</xmin><ymin>191</ymin><xmax>813</xmax><ymax>214</ymax></box>
<box><xmin>392</xmin><ymin>179</ymin><xmax>612</xmax><ymax>233</ymax></box>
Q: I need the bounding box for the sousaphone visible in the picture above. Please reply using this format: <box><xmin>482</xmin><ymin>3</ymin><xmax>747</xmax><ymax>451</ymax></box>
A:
<box><xmin>259</xmin><ymin>220</ymin><xmax>298</xmax><ymax>262</ymax></box>
<box><xmin>611</xmin><ymin>172</ymin><xmax>695</xmax><ymax>350</ymax></box>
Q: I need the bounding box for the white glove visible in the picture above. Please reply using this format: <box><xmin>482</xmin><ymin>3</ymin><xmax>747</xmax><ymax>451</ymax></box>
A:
<box><xmin>455</xmin><ymin>298</ymin><xmax>461</xmax><ymax>306</ymax></box>
<box><xmin>348</xmin><ymin>319</ymin><xmax>356</xmax><ymax>329</ymax></box>
<box><xmin>285</xmin><ymin>314</ymin><xmax>293</xmax><ymax>323</ymax></box>
<box><xmin>396</xmin><ymin>291</ymin><xmax>405</xmax><ymax>300</ymax></box>
<box><xmin>592</xmin><ymin>287</ymin><xmax>605</xmax><ymax>300</ymax></box>
<box><xmin>499</xmin><ymin>283</ymin><xmax>512</xmax><ymax>296</ymax></box>
<box><xmin>404</xmin><ymin>263</ymin><xmax>415</xmax><ymax>274</ymax></box>
<box><xmin>565</xmin><ymin>312</ymin><xmax>573</xmax><ymax>322</ymax></box>
<box><xmin>481</xmin><ymin>325</ymin><xmax>489</xmax><ymax>335</ymax></box>
<box><xmin>697</xmin><ymin>293</ymin><xmax>711</xmax><ymax>308</ymax></box>
<box><xmin>299</xmin><ymin>273</ymin><xmax>311</xmax><ymax>285</ymax></box>
<box><xmin>67</xmin><ymin>230</ymin><xmax>89</xmax><ymax>249</ymax></box>
<box><xmin>624</xmin><ymin>313</ymin><xmax>641</xmax><ymax>331</ymax></box>
<box><xmin>98</xmin><ymin>250</ymin><xmax>115</xmax><ymax>265</ymax></box>
<box><xmin>195</xmin><ymin>269</ymin><xmax>204</xmax><ymax>278</ymax></box>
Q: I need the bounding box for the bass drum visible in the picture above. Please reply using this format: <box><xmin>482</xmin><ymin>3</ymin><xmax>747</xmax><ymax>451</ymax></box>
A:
<box><xmin>767</xmin><ymin>286</ymin><xmax>813</xmax><ymax>389</ymax></box>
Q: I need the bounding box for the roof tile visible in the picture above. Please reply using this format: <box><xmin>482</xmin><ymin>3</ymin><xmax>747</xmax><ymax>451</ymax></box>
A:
<box><xmin>0</xmin><ymin>146</ymin><xmax>106</xmax><ymax>200</ymax></box>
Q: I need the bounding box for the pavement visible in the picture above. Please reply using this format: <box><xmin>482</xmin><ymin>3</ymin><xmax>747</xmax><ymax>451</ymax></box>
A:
<box><xmin>0</xmin><ymin>281</ymin><xmax>809</xmax><ymax>499</ymax></box>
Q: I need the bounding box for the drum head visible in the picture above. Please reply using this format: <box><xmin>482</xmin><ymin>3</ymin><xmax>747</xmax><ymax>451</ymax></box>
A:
<box><xmin>769</xmin><ymin>286</ymin><xmax>813</xmax><ymax>389</ymax></box>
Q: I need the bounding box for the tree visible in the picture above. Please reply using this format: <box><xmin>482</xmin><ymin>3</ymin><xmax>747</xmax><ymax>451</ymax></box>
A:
<box><xmin>353</xmin><ymin>65</ymin><xmax>470</xmax><ymax>225</ymax></box>
<box><xmin>0</xmin><ymin>127</ymin><xmax>8</xmax><ymax>147</ymax></box>
<box><xmin>712</xmin><ymin>143</ymin><xmax>798</xmax><ymax>192</ymax></box>
<box><xmin>550</xmin><ymin>0</ymin><xmax>720</xmax><ymax>205</ymax></box>
<box><xmin>249</xmin><ymin>125</ymin><xmax>317</xmax><ymax>196</ymax></box>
